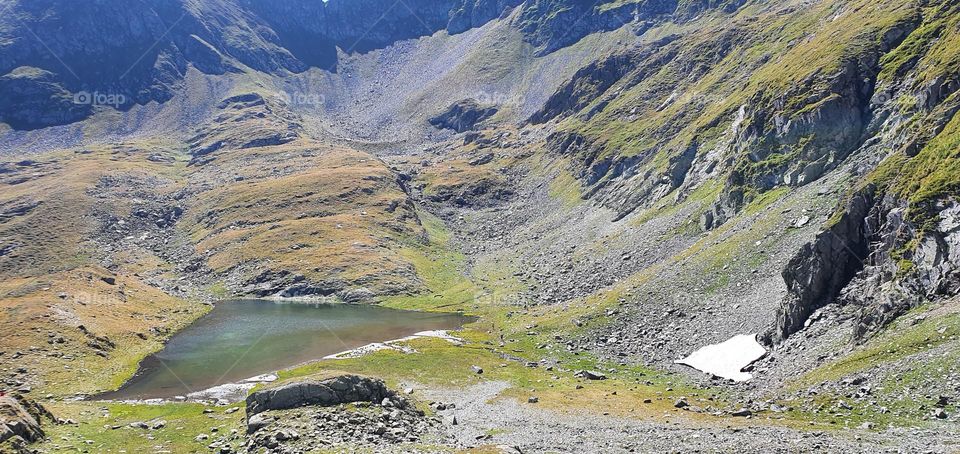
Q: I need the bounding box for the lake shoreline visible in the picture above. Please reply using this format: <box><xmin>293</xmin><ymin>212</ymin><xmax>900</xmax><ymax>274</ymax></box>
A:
<box><xmin>91</xmin><ymin>329</ymin><xmax>464</xmax><ymax>405</ymax></box>
<box><xmin>90</xmin><ymin>299</ymin><xmax>471</xmax><ymax>404</ymax></box>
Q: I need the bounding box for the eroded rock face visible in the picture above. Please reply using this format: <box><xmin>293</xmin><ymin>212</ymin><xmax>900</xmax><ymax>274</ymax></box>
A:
<box><xmin>0</xmin><ymin>395</ymin><xmax>53</xmax><ymax>445</ymax></box>
<box><xmin>245</xmin><ymin>375</ymin><xmax>399</xmax><ymax>417</ymax></box>
<box><xmin>844</xmin><ymin>197</ymin><xmax>960</xmax><ymax>340</ymax></box>
<box><xmin>763</xmin><ymin>187</ymin><xmax>875</xmax><ymax>344</ymax></box>
<box><xmin>766</xmin><ymin>186</ymin><xmax>960</xmax><ymax>344</ymax></box>
<box><xmin>429</xmin><ymin>100</ymin><xmax>499</xmax><ymax>133</ymax></box>
<box><xmin>187</xmin><ymin>93</ymin><xmax>302</xmax><ymax>162</ymax></box>
<box><xmin>514</xmin><ymin>0</ymin><xmax>678</xmax><ymax>56</ymax></box>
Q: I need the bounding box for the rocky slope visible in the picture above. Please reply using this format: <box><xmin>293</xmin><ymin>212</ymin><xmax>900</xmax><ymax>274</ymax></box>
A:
<box><xmin>1</xmin><ymin>0</ymin><xmax>960</xmax><ymax>452</ymax></box>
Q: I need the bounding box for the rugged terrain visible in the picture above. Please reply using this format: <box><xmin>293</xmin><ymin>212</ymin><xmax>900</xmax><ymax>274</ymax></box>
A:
<box><xmin>1</xmin><ymin>0</ymin><xmax>960</xmax><ymax>452</ymax></box>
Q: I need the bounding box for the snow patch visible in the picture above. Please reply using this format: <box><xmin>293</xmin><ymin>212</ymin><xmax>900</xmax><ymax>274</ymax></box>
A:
<box><xmin>323</xmin><ymin>330</ymin><xmax>463</xmax><ymax>360</ymax></box>
<box><xmin>675</xmin><ymin>334</ymin><xmax>766</xmax><ymax>382</ymax></box>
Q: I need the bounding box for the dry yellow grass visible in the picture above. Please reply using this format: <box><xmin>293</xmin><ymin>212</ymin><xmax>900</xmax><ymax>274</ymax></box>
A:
<box><xmin>183</xmin><ymin>140</ymin><xmax>427</xmax><ymax>294</ymax></box>
<box><xmin>0</xmin><ymin>137</ymin><xmax>432</xmax><ymax>395</ymax></box>
<box><xmin>418</xmin><ymin>157</ymin><xmax>510</xmax><ymax>205</ymax></box>
<box><xmin>0</xmin><ymin>146</ymin><xmax>205</xmax><ymax>395</ymax></box>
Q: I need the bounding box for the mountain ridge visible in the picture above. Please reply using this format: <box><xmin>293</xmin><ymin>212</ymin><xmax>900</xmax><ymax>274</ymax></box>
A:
<box><xmin>1</xmin><ymin>0</ymin><xmax>959</xmax><ymax>452</ymax></box>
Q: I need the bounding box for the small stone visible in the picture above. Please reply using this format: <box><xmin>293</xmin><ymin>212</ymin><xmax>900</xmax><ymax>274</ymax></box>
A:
<box><xmin>674</xmin><ymin>399</ymin><xmax>689</xmax><ymax>409</ymax></box>
<box><xmin>574</xmin><ymin>370</ymin><xmax>607</xmax><ymax>380</ymax></box>
<box><xmin>274</xmin><ymin>429</ymin><xmax>299</xmax><ymax>441</ymax></box>
<box><xmin>246</xmin><ymin>414</ymin><xmax>274</xmax><ymax>435</ymax></box>
<box><xmin>471</xmin><ymin>365</ymin><xmax>484</xmax><ymax>374</ymax></box>
<box><xmin>527</xmin><ymin>397</ymin><xmax>539</xmax><ymax>404</ymax></box>
<box><xmin>792</xmin><ymin>215</ymin><xmax>811</xmax><ymax>228</ymax></box>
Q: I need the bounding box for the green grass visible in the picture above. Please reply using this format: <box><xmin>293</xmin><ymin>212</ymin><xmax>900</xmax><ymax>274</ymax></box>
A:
<box><xmin>554</xmin><ymin>0</ymin><xmax>928</xmax><ymax>233</ymax></box>
<box><xmin>632</xmin><ymin>178</ymin><xmax>723</xmax><ymax>227</ymax></box>
<box><xmin>780</xmin><ymin>303</ymin><xmax>960</xmax><ymax>427</ymax></box>
<box><xmin>792</xmin><ymin>310</ymin><xmax>960</xmax><ymax>388</ymax></box>
<box><xmin>380</xmin><ymin>208</ymin><xmax>481</xmax><ymax>313</ymax></box>
<box><xmin>547</xmin><ymin>166</ymin><xmax>585</xmax><ymax>209</ymax></box>
<box><xmin>39</xmin><ymin>401</ymin><xmax>245</xmax><ymax>453</ymax></box>
<box><xmin>278</xmin><ymin>330</ymin><xmax>710</xmax><ymax>421</ymax></box>
<box><xmin>206</xmin><ymin>282</ymin><xmax>234</xmax><ymax>300</ymax></box>
<box><xmin>867</xmin><ymin>109</ymin><xmax>960</xmax><ymax>237</ymax></box>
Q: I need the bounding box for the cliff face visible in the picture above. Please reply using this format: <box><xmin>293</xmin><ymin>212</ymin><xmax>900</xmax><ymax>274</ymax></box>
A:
<box><xmin>762</xmin><ymin>0</ymin><xmax>960</xmax><ymax>343</ymax></box>
<box><xmin>763</xmin><ymin>187</ymin><xmax>875</xmax><ymax>344</ymax></box>
<box><xmin>0</xmin><ymin>0</ymin><xmax>526</xmax><ymax>129</ymax></box>
<box><xmin>0</xmin><ymin>0</ymin><xmax>752</xmax><ymax>130</ymax></box>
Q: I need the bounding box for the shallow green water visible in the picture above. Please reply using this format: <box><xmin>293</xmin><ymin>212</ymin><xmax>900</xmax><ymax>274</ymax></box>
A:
<box><xmin>98</xmin><ymin>300</ymin><xmax>470</xmax><ymax>400</ymax></box>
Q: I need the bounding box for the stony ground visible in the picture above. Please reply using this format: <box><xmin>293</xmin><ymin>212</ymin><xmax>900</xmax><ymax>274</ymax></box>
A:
<box><xmin>233</xmin><ymin>379</ymin><xmax>959</xmax><ymax>454</ymax></box>
<box><xmin>417</xmin><ymin>381</ymin><xmax>955</xmax><ymax>453</ymax></box>
<box><xmin>245</xmin><ymin>402</ymin><xmax>449</xmax><ymax>453</ymax></box>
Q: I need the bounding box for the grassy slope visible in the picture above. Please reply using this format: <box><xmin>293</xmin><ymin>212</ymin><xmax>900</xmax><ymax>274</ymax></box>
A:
<box><xmin>561</xmin><ymin>0</ymin><xmax>918</xmax><ymax>204</ymax></box>
<box><xmin>280</xmin><ymin>207</ymin><xmax>717</xmax><ymax>424</ymax></box>
<box><xmin>41</xmin><ymin>401</ymin><xmax>246</xmax><ymax>453</ymax></box>
<box><xmin>0</xmin><ymin>146</ymin><xmax>205</xmax><ymax>396</ymax></box>
<box><xmin>785</xmin><ymin>301</ymin><xmax>960</xmax><ymax>428</ymax></box>
<box><xmin>0</xmin><ymin>130</ymin><xmax>472</xmax><ymax>452</ymax></box>
<box><xmin>10</xmin><ymin>1</ymin><xmax>960</xmax><ymax>451</ymax></box>
<box><xmin>183</xmin><ymin>141</ymin><xmax>426</xmax><ymax>293</ymax></box>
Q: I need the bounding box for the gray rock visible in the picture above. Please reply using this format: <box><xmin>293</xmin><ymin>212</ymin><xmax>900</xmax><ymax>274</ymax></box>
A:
<box><xmin>429</xmin><ymin>99</ymin><xmax>498</xmax><ymax>133</ymax></box>
<box><xmin>574</xmin><ymin>370</ymin><xmax>607</xmax><ymax>380</ymax></box>
<box><xmin>274</xmin><ymin>429</ymin><xmax>299</xmax><ymax>441</ymax></box>
<box><xmin>0</xmin><ymin>396</ymin><xmax>50</xmax><ymax>444</ymax></box>
<box><xmin>246</xmin><ymin>375</ymin><xmax>397</xmax><ymax>416</ymax></box>
<box><xmin>246</xmin><ymin>414</ymin><xmax>275</xmax><ymax>434</ymax></box>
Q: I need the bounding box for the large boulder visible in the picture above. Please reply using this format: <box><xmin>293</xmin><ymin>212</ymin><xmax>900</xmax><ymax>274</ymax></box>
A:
<box><xmin>245</xmin><ymin>375</ymin><xmax>398</xmax><ymax>417</ymax></box>
<box><xmin>0</xmin><ymin>395</ymin><xmax>52</xmax><ymax>445</ymax></box>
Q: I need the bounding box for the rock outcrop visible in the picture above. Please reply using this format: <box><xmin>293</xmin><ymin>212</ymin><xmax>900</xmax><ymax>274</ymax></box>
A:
<box><xmin>245</xmin><ymin>375</ymin><xmax>400</xmax><ymax>417</ymax></box>
<box><xmin>429</xmin><ymin>100</ymin><xmax>498</xmax><ymax>133</ymax></box>
<box><xmin>1</xmin><ymin>395</ymin><xmax>54</xmax><ymax>450</ymax></box>
<box><xmin>763</xmin><ymin>187</ymin><xmax>875</xmax><ymax>344</ymax></box>
<box><xmin>187</xmin><ymin>93</ymin><xmax>302</xmax><ymax>162</ymax></box>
